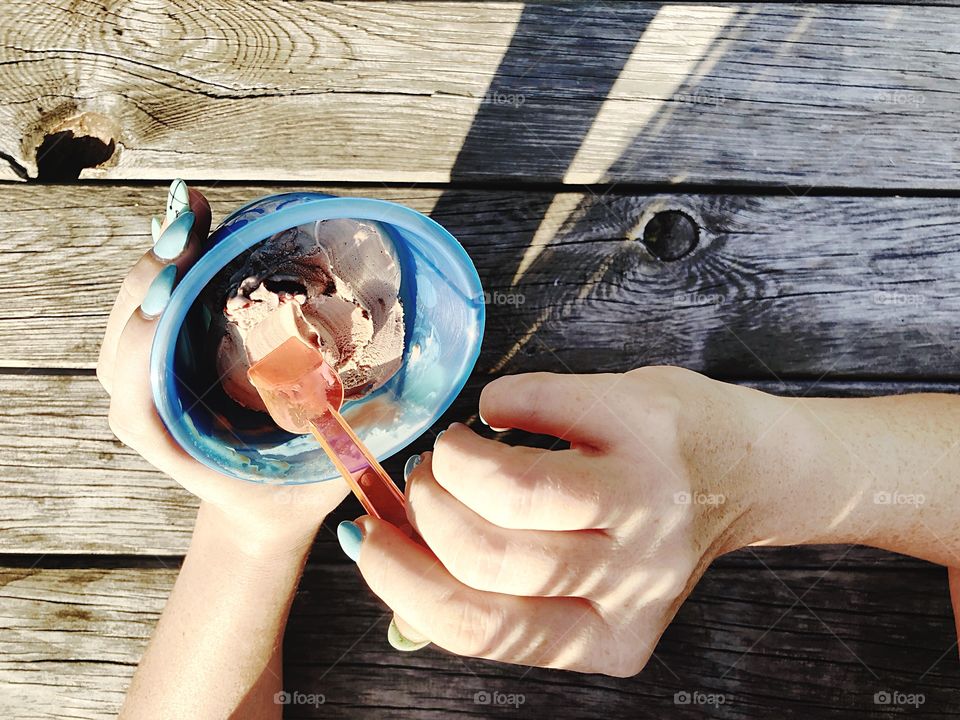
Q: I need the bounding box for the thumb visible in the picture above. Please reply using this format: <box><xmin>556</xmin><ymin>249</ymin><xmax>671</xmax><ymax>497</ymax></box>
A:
<box><xmin>388</xmin><ymin>614</ymin><xmax>431</xmax><ymax>652</ymax></box>
<box><xmin>479</xmin><ymin>372</ymin><xmax>607</xmax><ymax>446</ymax></box>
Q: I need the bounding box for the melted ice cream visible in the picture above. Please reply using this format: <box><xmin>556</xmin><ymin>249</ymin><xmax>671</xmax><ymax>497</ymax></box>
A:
<box><xmin>208</xmin><ymin>219</ymin><xmax>405</xmax><ymax>414</ymax></box>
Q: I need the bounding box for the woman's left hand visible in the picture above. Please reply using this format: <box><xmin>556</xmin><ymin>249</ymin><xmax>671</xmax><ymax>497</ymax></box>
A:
<box><xmin>97</xmin><ymin>180</ymin><xmax>349</xmax><ymax>553</ymax></box>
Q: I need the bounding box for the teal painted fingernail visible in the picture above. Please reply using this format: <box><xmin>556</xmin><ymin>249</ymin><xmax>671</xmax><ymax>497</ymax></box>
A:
<box><xmin>152</xmin><ymin>210</ymin><xmax>194</xmax><ymax>260</ymax></box>
<box><xmin>140</xmin><ymin>264</ymin><xmax>177</xmax><ymax>318</ymax></box>
<box><xmin>166</xmin><ymin>178</ymin><xmax>189</xmax><ymax>223</ymax></box>
<box><xmin>337</xmin><ymin>521</ymin><xmax>363</xmax><ymax>562</ymax></box>
<box><xmin>403</xmin><ymin>454</ymin><xmax>422</xmax><ymax>481</ymax></box>
<box><xmin>388</xmin><ymin>618</ymin><xmax>430</xmax><ymax>652</ymax></box>
<box><xmin>151</xmin><ymin>216</ymin><xmax>162</xmax><ymax>244</ymax></box>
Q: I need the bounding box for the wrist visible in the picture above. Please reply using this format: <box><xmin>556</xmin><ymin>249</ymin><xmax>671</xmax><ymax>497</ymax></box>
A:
<box><xmin>196</xmin><ymin>501</ymin><xmax>321</xmax><ymax>564</ymax></box>
<box><xmin>687</xmin><ymin>381</ymin><xmax>834</xmax><ymax>552</ymax></box>
<box><xmin>779</xmin><ymin>394</ymin><xmax>960</xmax><ymax>564</ymax></box>
<box><xmin>740</xmin><ymin>393</ymin><xmax>843</xmax><ymax>548</ymax></box>
<box><xmin>731</xmin><ymin>392</ymin><xmax>956</xmax><ymax>559</ymax></box>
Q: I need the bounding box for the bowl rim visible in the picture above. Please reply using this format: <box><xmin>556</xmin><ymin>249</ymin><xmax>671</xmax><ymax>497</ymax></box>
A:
<box><xmin>150</xmin><ymin>195</ymin><xmax>486</xmax><ymax>483</ymax></box>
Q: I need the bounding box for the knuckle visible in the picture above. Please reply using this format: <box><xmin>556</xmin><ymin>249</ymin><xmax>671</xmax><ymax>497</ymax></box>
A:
<box><xmin>404</xmin><ymin>470</ymin><xmax>428</xmax><ymax>505</ymax></box>
<box><xmin>107</xmin><ymin>408</ymin><xmax>149</xmax><ymax>449</ymax></box>
<box><xmin>486</xmin><ymin>372</ymin><xmax>549</xmax><ymax>411</ymax></box>
<box><xmin>627</xmin><ymin>371</ymin><xmax>683</xmax><ymax>425</ymax></box>
<box><xmin>430</xmin><ymin>440</ymin><xmax>455</xmax><ymax>481</ymax></box>
<box><xmin>441</xmin><ymin>530</ymin><xmax>508</xmax><ymax>593</ymax></box>
<box><xmin>107</xmin><ymin>415</ymin><xmax>131</xmax><ymax>446</ymax></box>
<box><xmin>601</xmin><ymin>635</ymin><xmax>650</xmax><ymax>678</ymax></box>
<box><xmin>605</xmin><ymin>656</ymin><xmax>647</xmax><ymax>678</ymax></box>
<box><xmin>116</xmin><ymin>275</ymin><xmax>141</xmax><ymax>308</ymax></box>
<box><xmin>407</xmin><ymin>480</ymin><xmax>448</xmax><ymax>542</ymax></box>
<box><xmin>95</xmin><ymin>364</ymin><xmax>111</xmax><ymax>394</ymax></box>
<box><xmin>441</xmin><ymin>591</ymin><xmax>506</xmax><ymax>657</ymax></box>
<box><xmin>482</xmin><ymin>484</ymin><xmax>527</xmax><ymax>528</ymax></box>
<box><xmin>515</xmin><ymin>373</ymin><xmax>550</xmax><ymax>411</ymax></box>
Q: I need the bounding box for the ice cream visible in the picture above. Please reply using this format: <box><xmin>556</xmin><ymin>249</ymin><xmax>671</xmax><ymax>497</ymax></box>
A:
<box><xmin>205</xmin><ymin>219</ymin><xmax>405</xmax><ymax>416</ymax></box>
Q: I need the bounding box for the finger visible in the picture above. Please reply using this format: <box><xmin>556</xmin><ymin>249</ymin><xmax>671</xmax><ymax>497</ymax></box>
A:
<box><xmin>406</xmin><ymin>453</ymin><xmax>611</xmax><ymax>596</ymax></box>
<box><xmin>97</xmin><ymin>182</ymin><xmax>211</xmax><ymax>395</ymax></box>
<box><xmin>105</xmin><ymin>268</ymin><xmax>232</xmax><ymax>479</ymax></box>
<box><xmin>109</xmin><ymin>293</ymin><xmax>353</xmax><ymax>524</ymax></box>
<box><xmin>388</xmin><ymin>615</ymin><xmax>431</xmax><ymax>652</ymax></box>
<box><xmin>479</xmin><ymin>372</ymin><xmax>617</xmax><ymax>448</ymax></box>
<box><xmin>106</xmin><ymin>269</ymin><xmax>199</xmax><ymax>470</ymax></box>
<box><xmin>107</xmin><ymin>291</ymin><xmax>258</xmax><ymax>495</ymax></box>
<box><xmin>431</xmin><ymin>423</ymin><xmax>623</xmax><ymax>530</ymax></box>
<box><xmin>353</xmin><ymin>516</ymin><xmax>615</xmax><ymax>674</ymax></box>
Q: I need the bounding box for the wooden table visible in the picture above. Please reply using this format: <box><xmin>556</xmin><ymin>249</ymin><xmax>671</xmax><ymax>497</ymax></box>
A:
<box><xmin>2</xmin><ymin>2</ymin><xmax>960</xmax><ymax>717</ymax></box>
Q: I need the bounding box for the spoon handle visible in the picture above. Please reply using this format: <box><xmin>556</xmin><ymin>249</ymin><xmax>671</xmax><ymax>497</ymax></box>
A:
<box><xmin>309</xmin><ymin>407</ymin><xmax>415</xmax><ymax>537</ymax></box>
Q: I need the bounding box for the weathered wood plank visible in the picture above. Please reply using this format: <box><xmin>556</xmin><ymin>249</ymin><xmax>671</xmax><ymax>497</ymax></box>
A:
<box><xmin>0</xmin><ymin>163</ymin><xmax>23</xmax><ymax>183</ymax></box>
<box><xmin>1</xmin><ymin>560</ymin><xmax>956</xmax><ymax>719</ymax></box>
<box><xmin>3</xmin><ymin>184</ymin><xmax>960</xmax><ymax>377</ymax></box>
<box><xmin>2</xmin><ymin>372</ymin><xmax>958</xmax><ymax>556</ymax></box>
<box><xmin>2</xmin><ymin>3</ymin><xmax>960</xmax><ymax>186</ymax></box>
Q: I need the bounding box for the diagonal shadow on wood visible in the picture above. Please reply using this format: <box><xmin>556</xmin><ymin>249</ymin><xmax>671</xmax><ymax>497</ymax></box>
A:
<box><xmin>315</xmin><ymin>4</ymin><xmax>960</xmax><ymax>717</ymax></box>
<box><xmin>429</xmin><ymin>4</ymin><xmax>952</xmax><ymax>384</ymax></box>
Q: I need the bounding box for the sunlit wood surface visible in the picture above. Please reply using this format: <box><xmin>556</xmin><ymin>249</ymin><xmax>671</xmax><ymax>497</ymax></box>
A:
<box><xmin>1</xmin><ymin>2</ymin><xmax>959</xmax><ymax>718</ymax></box>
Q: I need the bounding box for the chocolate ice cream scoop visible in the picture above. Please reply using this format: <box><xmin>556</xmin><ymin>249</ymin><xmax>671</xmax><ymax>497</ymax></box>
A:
<box><xmin>207</xmin><ymin>218</ymin><xmax>405</xmax><ymax>415</ymax></box>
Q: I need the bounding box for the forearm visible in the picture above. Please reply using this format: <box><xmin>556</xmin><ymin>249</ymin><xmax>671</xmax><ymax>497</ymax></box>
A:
<box><xmin>120</xmin><ymin>501</ymin><xmax>317</xmax><ymax>720</ymax></box>
<box><xmin>722</xmin><ymin>387</ymin><xmax>960</xmax><ymax>565</ymax></box>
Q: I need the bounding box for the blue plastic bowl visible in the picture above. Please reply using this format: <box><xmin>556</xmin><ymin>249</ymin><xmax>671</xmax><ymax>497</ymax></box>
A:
<box><xmin>150</xmin><ymin>192</ymin><xmax>485</xmax><ymax>484</ymax></box>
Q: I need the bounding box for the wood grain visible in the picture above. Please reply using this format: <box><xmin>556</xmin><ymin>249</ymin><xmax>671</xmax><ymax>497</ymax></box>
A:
<box><xmin>1</xmin><ymin>559</ymin><xmax>956</xmax><ymax>719</ymax></box>
<box><xmin>2</xmin><ymin>372</ymin><xmax>959</xmax><ymax>556</ymax></box>
<box><xmin>2</xmin><ymin>3</ymin><xmax>960</xmax><ymax>186</ymax></box>
<box><xmin>3</xmin><ymin>184</ymin><xmax>960</xmax><ymax>378</ymax></box>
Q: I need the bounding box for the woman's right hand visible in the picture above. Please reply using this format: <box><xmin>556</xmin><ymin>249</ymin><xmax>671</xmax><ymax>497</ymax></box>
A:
<box><xmin>341</xmin><ymin>367</ymin><xmax>817</xmax><ymax>674</ymax></box>
<box><xmin>345</xmin><ymin>365</ymin><xmax>960</xmax><ymax>675</ymax></box>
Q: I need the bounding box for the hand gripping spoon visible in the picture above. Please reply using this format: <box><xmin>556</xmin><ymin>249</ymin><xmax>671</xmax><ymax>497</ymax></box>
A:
<box><xmin>245</xmin><ymin>302</ymin><xmax>415</xmax><ymax>536</ymax></box>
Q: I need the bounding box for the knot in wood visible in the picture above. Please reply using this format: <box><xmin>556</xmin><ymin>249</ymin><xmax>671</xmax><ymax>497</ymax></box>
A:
<box><xmin>641</xmin><ymin>210</ymin><xmax>699</xmax><ymax>261</ymax></box>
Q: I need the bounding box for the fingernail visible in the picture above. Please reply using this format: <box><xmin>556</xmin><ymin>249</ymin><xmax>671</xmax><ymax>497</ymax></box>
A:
<box><xmin>337</xmin><ymin>520</ymin><xmax>363</xmax><ymax>562</ymax></box>
<box><xmin>478</xmin><ymin>412</ymin><xmax>508</xmax><ymax>432</ymax></box>
<box><xmin>387</xmin><ymin>618</ymin><xmax>430</xmax><ymax>652</ymax></box>
<box><xmin>403</xmin><ymin>454</ymin><xmax>422</xmax><ymax>481</ymax></box>
<box><xmin>166</xmin><ymin>178</ymin><xmax>190</xmax><ymax>223</ymax></box>
<box><xmin>152</xmin><ymin>210</ymin><xmax>195</xmax><ymax>260</ymax></box>
<box><xmin>434</xmin><ymin>430</ymin><xmax>446</xmax><ymax>445</ymax></box>
<box><xmin>151</xmin><ymin>216</ymin><xmax>162</xmax><ymax>244</ymax></box>
<box><xmin>139</xmin><ymin>264</ymin><xmax>177</xmax><ymax>318</ymax></box>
